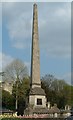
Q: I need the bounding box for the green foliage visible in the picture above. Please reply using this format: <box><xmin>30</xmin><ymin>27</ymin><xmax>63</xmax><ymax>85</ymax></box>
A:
<box><xmin>12</xmin><ymin>77</ymin><xmax>30</xmax><ymax>102</ymax></box>
<box><xmin>41</xmin><ymin>74</ymin><xmax>73</xmax><ymax>108</ymax></box>
<box><xmin>2</xmin><ymin>59</ymin><xmax>29</xmax><ymax>113</ymax></box>
<box><xmin>71</xmin><ymin>86</ymin><xmax>73</xmax><ymax>106</ymax></box>
<box><xmin>2</xmin><ymin>90</ymin><xmax>15</xmax><ymax>110</ymax></box>
<box><xmin>12</xmin><ymin>77</ymin><xmax>30</xmax><ymax>115</ymax></box>
<box><xmin>63</xmin><ymin>85</ymin><xmax>73</xmax><ymax>106</ymax></box>
<box><xmin>2</xmin><ymin>77</ymin><xmax>30</xmax><ymax>114</ymax></box>
<box><xmin>2</xmin><ymin>71</ymin><xmax>73</xmax><ymax>112</ymax></box>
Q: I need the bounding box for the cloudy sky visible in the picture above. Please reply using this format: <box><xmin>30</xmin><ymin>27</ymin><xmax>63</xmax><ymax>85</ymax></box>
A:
<box><xmin>0</xmin><ymin>1</ymin><xmax>72</xmax><ymax>84</ymax></box>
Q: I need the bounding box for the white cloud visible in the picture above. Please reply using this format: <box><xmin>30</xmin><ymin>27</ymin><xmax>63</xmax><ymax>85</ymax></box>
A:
<box><xmin>13</xmin><ymin>42</ymin><xmax>25</xmax><ymax>49</ymax></box>
<box><xmin>3</xmin><ymin>2</ymin><xmax>71</xmax><ymax>58</ymax></box>
<box><xmin>2</xmin><ymin>53</ymin><xmax>14</xmax><ymax>69</ymax></box>
<box><xmin>3</xmin><ymin>2</ymin><xmax>32</xmax><ymax>49</ymax></box>
<box><xmin>0</xmin><ymin>52</ymin><xmax>31</xmax><ymax>76</ymax></box>
<box><xmin>0</xmin><ymin>53</ymin><xmax>13</xmax><ymax>81</ymax></box>
<box><xmin>0</xmin><ymin>52</ymin><xmax>14</xmax><ymax>71</ymax></box>
<box><xmin>39</xmin><ymin>3</ymin><xmax>71</xmax><ymax>58</ymax></box>
<box><xmin>7</xmin><ymin>15</ymin><xmax>31</xmax><ymax>40</ymax></box>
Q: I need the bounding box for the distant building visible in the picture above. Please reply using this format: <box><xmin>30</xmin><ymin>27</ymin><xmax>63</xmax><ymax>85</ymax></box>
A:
<box><xmin>48</xmin><ymin>104</ymin><xmax>60</xmax><ymax>118</ymax></box>
<box><xmin>60</xmin><ymin>105</ymin><xmax>71</xmax><ymax>118</ymax></box>
<box><xmin>0</xmin><ymin>81</ymin><xmax>13</xmax><ymax>94</ymax></box>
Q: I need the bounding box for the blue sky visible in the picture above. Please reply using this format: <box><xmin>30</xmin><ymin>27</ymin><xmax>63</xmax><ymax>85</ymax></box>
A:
<box><xmin>0</xmin><ymin>2</ymin><xmax>71</xmax><ymax>84</ymax></box>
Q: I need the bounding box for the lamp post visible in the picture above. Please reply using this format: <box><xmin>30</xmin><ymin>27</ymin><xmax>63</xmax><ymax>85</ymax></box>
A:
<box><xmin>15</xmin><ymin>75</ymin><xmax>19</xmax><ymax>111</ymax></box>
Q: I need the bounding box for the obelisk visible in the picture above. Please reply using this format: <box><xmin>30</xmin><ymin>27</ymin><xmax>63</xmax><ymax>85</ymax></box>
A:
<box><xmin>31</xmin><ymin>3</ymin><xmax>41</xmax><ymax>88</ymax></box>
<box><xmin>29</xmin><ymin>3</ymin><xmax>46</xmax><ymax>109</ymax></box>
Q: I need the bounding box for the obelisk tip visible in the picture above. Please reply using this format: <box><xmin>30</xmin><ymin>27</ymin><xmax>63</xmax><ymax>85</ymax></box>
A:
<box><xmin>33</xmin><ymin>3</ymin><xmax>37</xmax><ymax>7</ymax></box>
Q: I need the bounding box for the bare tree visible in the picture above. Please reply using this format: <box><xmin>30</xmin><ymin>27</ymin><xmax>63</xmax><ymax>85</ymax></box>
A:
<box><xmin>3</xmin><ymin>59</ymin><xmax>29</xmax><ymax>110</ymax></box>
<box><xmin>3</xmin><ymin>59</ymin><xmax>28</xmax><ymax>82</ymax></box>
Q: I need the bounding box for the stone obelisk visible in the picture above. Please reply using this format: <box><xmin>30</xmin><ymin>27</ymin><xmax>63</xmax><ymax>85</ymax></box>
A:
<box><xmin>29</xmin><ymin>3</ymin><xmax>47</xmax><ymax>109</ymax></box>
<box><xmin>31</xmin><ymin>3</ymin><xmax>41</xmax><ymax>88</ymax></box>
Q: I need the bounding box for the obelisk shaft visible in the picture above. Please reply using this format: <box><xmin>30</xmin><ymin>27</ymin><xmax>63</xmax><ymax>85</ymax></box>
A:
<box><xmin>31</xmin><ymin>4</ymin><xmax>41</xmax><ymax>88</ymax></box>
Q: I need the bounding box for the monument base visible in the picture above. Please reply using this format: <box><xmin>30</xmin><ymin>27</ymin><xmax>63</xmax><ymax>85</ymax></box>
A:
<box><xmin>24</xmin><ymin>87</ymin><xmax>49</xmax><ymax>115</ymax></box>
<box><xmin>29</xmin><ymin>87</ymin><xmax>46</xmax><ymax>108</ymax></box>
<box><xmin>24</xmin><ymin>106</ymin><xmax>49</xmax><ymax>115</ymax></box>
